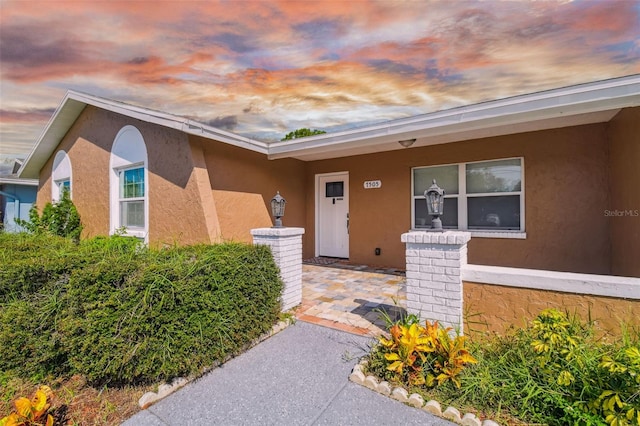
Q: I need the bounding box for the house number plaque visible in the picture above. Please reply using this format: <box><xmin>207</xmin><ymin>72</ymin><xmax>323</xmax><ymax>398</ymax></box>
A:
<box><xmin>363</xmin><ymin>180</ymin><xmax>382</xmax><ymax>189</ymax></box>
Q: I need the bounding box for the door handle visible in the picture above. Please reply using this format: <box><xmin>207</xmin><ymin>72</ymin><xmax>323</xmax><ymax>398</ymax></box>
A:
<box><xmin>347</xmin><ymin>213</ymin><xmax>349</xmax><ymax>234</ymax></box>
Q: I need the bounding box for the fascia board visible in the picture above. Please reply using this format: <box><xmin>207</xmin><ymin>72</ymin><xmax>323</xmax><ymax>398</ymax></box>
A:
<box><xmin>0</xmin><ymin>177</ymin><xmax>39</xmax><ymax>186</ymax></box>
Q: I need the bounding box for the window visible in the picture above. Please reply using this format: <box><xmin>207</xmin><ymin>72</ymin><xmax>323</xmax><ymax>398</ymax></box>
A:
<box><xmin>119</xmin><ymin>167</ymin><xmax>145</xmax><ymax>228</ymax></box>
<box><xmin>325</xmin><ymin>181</ymin><xmax>344</xmax><ymax>198</ymax></box>
<box><xmin>110</xmin><ymin>126</ymin><xmax>148</xmax><ymax>240</ymax></box>
<box><xmin>412</xmin><ymin>158</ymin><xmax>524</xmax><ymax>233</ymax></box>
<box><xmin>51</xmin><ymin>150</ymin><xmax>72</xmax><ymax>201</ymax></box>
<box><xmin>56</xmin><ymin>180</ymin><xmax>70</xmax><ymax>197</ymax></box>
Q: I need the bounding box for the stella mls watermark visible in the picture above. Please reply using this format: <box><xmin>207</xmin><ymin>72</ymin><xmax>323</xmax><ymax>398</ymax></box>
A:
<box><xmin>604</xmin><ymin>209</ymin><xmax>639</xmax><ymax>217</ymax></box>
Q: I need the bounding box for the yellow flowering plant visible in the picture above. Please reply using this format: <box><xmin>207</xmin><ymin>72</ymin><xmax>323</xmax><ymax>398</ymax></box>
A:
<box><xmin>0</xmin><ymin>386</ymin><xmax>54</xmax><ymax>426</ymax></box>
<box><xmin>378</xmin><ymin>319</ymin><xmax>476</xmax><ymax>388</ymax></box>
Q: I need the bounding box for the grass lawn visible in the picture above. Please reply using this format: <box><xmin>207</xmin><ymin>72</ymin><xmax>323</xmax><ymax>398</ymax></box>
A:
<box><xmin>1</xmin><ymin>375</ymin><xmax>146</xmax><ymax>425</ymax></box>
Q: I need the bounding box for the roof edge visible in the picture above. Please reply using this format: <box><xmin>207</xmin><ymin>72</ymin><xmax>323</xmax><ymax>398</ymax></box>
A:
<box><xmin>18</xmin><ymin>91</ymin><xmax>269</xmax><ymax>178</ymax></box>
<box><xmin>17</xmin><ymin>74</ymin><xmax>640</xmax><ymax>176</ymax></box>
<box><xmin>268</xmin><ymin>74</ymin><xmax>640</xmax><ymax>159</ymax></box>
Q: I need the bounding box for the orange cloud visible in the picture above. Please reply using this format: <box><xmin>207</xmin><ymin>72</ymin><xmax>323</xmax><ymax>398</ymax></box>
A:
<box><xmin>0</xmin><ymin>0</ymin><xmax>638</xmax><ymax>156</ymax></box>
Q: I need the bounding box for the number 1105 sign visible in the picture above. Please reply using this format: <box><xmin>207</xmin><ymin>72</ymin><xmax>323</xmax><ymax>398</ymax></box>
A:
<box><xmin>363</xmin><ymin>180</ymin><xmax>382</xmax><ymax>189</ymax></box>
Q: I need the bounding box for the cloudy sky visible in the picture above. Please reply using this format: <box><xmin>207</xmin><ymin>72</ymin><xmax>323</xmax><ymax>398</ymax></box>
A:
<box><xmin>1</xmin><ymin>0</ymin><xmax>639</xmax><ymax>157</ymax></box>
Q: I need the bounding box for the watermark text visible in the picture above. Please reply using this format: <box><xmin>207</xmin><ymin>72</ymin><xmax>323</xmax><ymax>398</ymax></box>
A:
<box><xmin>604</xmin><ymin>209</ymin><xmax>639</xmax><ymax>217</ymax></box>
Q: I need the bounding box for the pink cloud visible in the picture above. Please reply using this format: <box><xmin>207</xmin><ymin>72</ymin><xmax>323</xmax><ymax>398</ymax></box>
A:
<box><xmin>0</xmin><ymin>0</ymin><xmax>638</xmax><ymax>156</ymax></box>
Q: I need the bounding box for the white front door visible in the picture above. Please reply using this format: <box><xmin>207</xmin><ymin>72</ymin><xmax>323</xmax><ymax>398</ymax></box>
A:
<box><xmin>317</xmin><ymin>172</ymin><xmax>349</xmax><ymax>258</ymax></box>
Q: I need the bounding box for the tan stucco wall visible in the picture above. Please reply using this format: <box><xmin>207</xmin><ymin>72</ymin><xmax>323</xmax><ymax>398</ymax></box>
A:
<box><xmin>305</xmin><ymin>123</ymin><xmax>611</xmax><ymax>273</ymax></box>
<box><xmin>37</xmin><ymin>106</ymin><xmax>113</xmax><ymax>236</ymax></box>
<box><xmin>36</xmin><ymin>106</ymin><xmax>217</xmax><ymax>246</ymax></box>
<box><xmin>199</xmin><ymin>136</ymin><xmax>307</xmax><ymax>243</ymax></box>
<box><xmin>608</xmin><ymin>107</ymin><xmax>640</xmax><ymax>277</ymax></box>
<box><xmin>464</xmin><ymin>281</ymin><xmax>640</xmax><ymax>337</ymax></box>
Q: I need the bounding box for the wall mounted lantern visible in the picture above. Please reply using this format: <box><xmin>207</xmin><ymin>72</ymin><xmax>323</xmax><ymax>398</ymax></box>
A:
<box><xmin>424</xmin><ymin>179</ymin><xmax>445</xmax><ymax>231</ymax></box>
<box><xmin>270</xmin><ymin>191</ymin><xmax>286</xmax><ymax>228</ymax></box>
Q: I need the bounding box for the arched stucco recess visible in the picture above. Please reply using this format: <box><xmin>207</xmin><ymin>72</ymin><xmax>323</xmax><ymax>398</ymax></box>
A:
<box><xmin>110</xmin><ymin>125</ymin><xmax>149</xmax><ymax>241</ymax></box>
<box><xmin>51</xmin><ymin>150</ymin><xmax>72</xmax><ymax>201</ymax></box>
<box><xmin>189</xmin><ymin>138</ymin><xmax>222</xmax><ymax>243</ymax></box>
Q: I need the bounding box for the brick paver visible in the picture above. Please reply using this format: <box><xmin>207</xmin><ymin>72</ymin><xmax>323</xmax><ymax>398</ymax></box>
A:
<box><xmin>297</xmin><ymin>262</ymin><xmax>407</xmax><ymax>336</ymax></box>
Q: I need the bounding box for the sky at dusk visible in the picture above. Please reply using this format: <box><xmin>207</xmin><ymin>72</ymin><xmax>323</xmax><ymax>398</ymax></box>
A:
<box><xmin>1</xmin><ymin>0</ymin><xmax>639</xmax><ymax>157</ymax></box>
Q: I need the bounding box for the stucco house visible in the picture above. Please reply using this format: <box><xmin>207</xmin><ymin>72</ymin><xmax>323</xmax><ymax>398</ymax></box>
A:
<box><xmin>0</xmin><ymin>159</ymin><xmax>38</xmax><ymax>232</ymax></box>
<box><xmin>18</xmin><ymin>74</ymin><xmax>640</xmax><ymax>278</ymax></box>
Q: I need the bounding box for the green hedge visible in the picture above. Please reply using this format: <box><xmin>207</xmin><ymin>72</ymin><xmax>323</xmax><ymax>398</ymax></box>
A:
<box><xmin>0</xmin><ymin>234</ymin><xmax>283</xmax><ymax>385</ymax></box>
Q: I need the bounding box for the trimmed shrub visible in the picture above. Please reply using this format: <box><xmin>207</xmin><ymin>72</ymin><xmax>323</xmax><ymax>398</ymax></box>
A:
<box><xmin>0</xmin><ymin>234</ymin><xmax>140</xmax><ymax>303</ymax></box>
<box><xmin>0</xmin><ymin>233</ymin><xmax>76</xmax><ymax>303</ymax></box>
<box><xmin>0</xmin><ymin>234</ymin><xmax>283</xmax><ymax>386</ymax></box>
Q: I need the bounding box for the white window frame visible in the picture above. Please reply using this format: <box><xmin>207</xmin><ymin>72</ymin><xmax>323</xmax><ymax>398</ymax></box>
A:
<box><xmin>110</xmin><ymin>126</ymin><xmax>148</xmax><ymax>241</ymax></box>
<box><xmin>411</xmin><ymin>157</ymin><xmax>526</xmax><ymax>239</ymax></box>
<box><xmin>117</xmin><ymin>165</ymin><xmax>146</xmax><ymax>232</ymax></box>
<box><xmin>51</xmin><ymin>150</ymin><xmax>72</xmax><ymax>202</ymax></box>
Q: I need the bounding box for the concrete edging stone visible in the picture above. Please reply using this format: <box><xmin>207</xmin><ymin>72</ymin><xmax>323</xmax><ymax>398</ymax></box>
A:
<box><xmin>349</xmin><ymin>359</ymin><xmax>499</xmax><ymax>426</ymax></box>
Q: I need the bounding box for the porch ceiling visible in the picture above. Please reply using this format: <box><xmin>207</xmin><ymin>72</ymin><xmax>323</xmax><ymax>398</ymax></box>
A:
<box><xmin>269</xmin><ymin>109</ymin><xmax>620</xmax><ymax>161</ymax></box>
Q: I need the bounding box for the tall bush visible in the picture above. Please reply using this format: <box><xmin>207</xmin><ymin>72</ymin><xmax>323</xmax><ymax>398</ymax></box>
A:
<box><xmin>15</xmin><ymin>189</ymin><xmax>82</xmax><ymax>241</ymax></box>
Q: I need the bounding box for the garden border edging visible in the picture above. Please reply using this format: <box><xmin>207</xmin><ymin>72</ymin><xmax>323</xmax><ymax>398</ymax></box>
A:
<box><xmin>349</xmin><ymin>359</ymin><xmax>500</xmax><ymax>426</ymax></box>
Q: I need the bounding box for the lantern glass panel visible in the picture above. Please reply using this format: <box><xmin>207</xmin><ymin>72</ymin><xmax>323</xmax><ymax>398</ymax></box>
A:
<box><xmin>426</xmin><ymin>191</ymin><xmax>444</xmax><ymax>215</ymax></box>
<box><xmin>414</xmin><ymin>198</ymin><xmax>457</xmax><ymax>228</ymax></box>
<box><xmin>271</xmin><ymin>200</ymin><xmax>285</xmax><ymax>217</ymax></box>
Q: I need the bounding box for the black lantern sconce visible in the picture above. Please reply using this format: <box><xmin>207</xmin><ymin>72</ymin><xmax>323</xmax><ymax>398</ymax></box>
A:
<box><xmin>424</xmin><ymin>179</ymin><xmax>445</xmax><ymax>231</ymax></box>
<box><xmin>270</xmin><ymin>191</ymin><xmax>286</xmax><ymax>228</ymax></box>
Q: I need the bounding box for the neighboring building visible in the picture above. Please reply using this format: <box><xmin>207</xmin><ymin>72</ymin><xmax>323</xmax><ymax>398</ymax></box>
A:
<box><xmin>0</xmin><ymin>173</ymin><xmax>39</xmax><ymax>232</ymax></box>
<box><xmin>18</xmin><ymin>75</ymin><xmax>640</xmax><ymax>277</ymax></box>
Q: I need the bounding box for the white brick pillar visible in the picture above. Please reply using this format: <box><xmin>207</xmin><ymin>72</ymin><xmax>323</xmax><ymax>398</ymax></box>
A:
<box><xmin>400</xmin><ymin>231</ymin><xmax>471</xmax><ymax>330</ymax></box>
<box><xmin>250</xmin><ymin>227</ymin><xmax>305</xmax><ymax>311</ymax></box>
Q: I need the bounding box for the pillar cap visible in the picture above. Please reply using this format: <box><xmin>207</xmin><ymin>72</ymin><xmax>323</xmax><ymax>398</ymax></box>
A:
<box><xmin>251</xmin><ymin>227</ymin><xmax>305</xmax><ymax>237</ymax></box>
<box><xmin>401</xmin><ymin>230</ymin><xmax>470</xmax><ymax>245</ymax></box>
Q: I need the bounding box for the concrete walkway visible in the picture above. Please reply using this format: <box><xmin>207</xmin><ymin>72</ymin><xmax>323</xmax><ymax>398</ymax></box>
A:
<box><xmin>122</xmin><ymin>321</ymin><xmax>453</xmax><ymax>425</ymax></box>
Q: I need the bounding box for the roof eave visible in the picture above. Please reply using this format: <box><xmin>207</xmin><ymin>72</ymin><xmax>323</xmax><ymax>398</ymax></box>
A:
<box><xmin>268</xmin><ymin>74</ymin><xmax>640</xmax><ymax>161</ymax></box>
<box><xmin>18</xmin><ymin>91</ymin><xmax>268</xmax><ymax>178</ymax></box>
<box><xmin>0</xmin><ymin>177</ymin><xmax>39</xmax><ymax>186</ymax></box>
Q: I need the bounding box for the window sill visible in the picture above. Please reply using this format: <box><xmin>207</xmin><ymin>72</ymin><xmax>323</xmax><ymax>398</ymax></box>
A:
<box><xmin>469</xmin><ymin>231</ymin><xmax>526</xmax><ymax>239</ymax></box>
<box><xmin>411</xmin><ymin>229</ymin><xmax>526</xmax><ymax>239</ymax></box>
<box><xmin>113</xmin><ymin>229</ymin><xmax>146</xmax><ymax>239</ymax></box>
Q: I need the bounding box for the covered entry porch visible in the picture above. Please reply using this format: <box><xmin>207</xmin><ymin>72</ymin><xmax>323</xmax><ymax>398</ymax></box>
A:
<box><xmin>296</xmin><ymin>259</ymin><xmax>407</xmax><ymax>336</ymax></box>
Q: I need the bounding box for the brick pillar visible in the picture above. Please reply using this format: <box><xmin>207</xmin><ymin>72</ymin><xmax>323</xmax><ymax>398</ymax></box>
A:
<box><xmin>251</xmin><ymin>227</ymin><xmax>305</xmax><ymax>311</ymax></box>
<box><xmin>400</xmin><ymin>231</ymin><xmax>471</xmax><ymax>330</ymax></box>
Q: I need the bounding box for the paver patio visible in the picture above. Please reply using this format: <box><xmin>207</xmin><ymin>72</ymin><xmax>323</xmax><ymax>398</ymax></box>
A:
<box><xmin>296</xmin><ymin>260</ymin><xmax>407</xmax><ymax>336</ymax></box>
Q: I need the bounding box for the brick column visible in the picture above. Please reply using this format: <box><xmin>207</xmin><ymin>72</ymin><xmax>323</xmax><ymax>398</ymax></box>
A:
<box><xmin>400</xmin><ymin>231</ymin><xmax>471</xmax><ymax>330</ymax></box>
<box><xmin>251</xmin><ymin>227</ymin><xmax>305</xmax><ymax>311</ymax></box>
